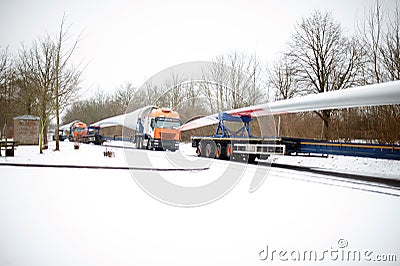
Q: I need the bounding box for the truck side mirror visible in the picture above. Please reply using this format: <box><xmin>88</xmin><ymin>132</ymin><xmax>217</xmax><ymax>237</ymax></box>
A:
<box><xmin>150</xmin><ymin>119</ymin><xmax>155</xmax><ymax>129</ymax></box>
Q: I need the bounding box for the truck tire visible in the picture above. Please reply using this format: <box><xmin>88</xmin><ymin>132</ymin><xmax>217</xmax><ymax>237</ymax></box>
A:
<box><xmin>138</xmin><ymin>137</ymin><xmax>144</xmax><ymax>149</ymax></box>
<box><xmin>215</xmin><ymin>143</ymin><xmax>224</xmax><ymax>159</ymax></box>
<box><xmin>205</xmin><ymin>141</ymin><xmax>216</xmax><ymax>158</ymax></box>
<box><xmin>146</xmin><ymin>138</ymin><xmax>152</xmax><ymax>150</ymax></box>
<box><xmin>196</xmin><ymin>143</ymin><xmax>202</xmax><ymax>157</ymax></box>
<box><xmin>196</xmin><ymin>142</ymin><xmax>203</xmax><ymax>157</ymax></box>
<box><xmin>226</xmin><ymin>143</ymin><xmax>233</xmax><ymax>159</ymax></box>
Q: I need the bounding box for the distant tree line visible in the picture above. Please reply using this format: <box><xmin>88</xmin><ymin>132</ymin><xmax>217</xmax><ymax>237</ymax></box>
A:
<box><xmin>62</xmin><ymin>83</ymin><xmax>136</xmax><ymax>125</ymax></box>
<box><xmin>2</xmin><ymin>1</ymin><xmax>399</xmax><ymax>146</ymax></box>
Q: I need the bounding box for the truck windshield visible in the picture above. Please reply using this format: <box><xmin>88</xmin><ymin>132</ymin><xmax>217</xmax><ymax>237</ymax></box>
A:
<box><xmin>72</xmin><ymin>127</ymin><xmax>85</xmax><ymax>132</ymax></box>
<box><xmin>155</xmin><ymin>118</ymin><xmax>181</xmax><ymax>129</ymax></box>
<box><xmin>87</xmin><ymin>127</ymin><xmax>100</xmax><ymax>134</ymax></box>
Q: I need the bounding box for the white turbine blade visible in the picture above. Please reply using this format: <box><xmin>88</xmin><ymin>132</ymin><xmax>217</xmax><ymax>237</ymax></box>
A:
<box><xmin>242</xmin><ymin>80</ymin><xmax>400</xmax><ymax>115</ymax></box>
<box><xmin>179</xmin><ymin>114</ymin><xmax>219</xmax><ymax>132</ymax></box>
<box><xmin>59</xmin><ymin>120</ymin><xmax>80</xmax><ymax>131</ymax></box>
<box><xmin>91</xmin><ymin>113</ymin><xmax>126</xmax><ymax>128</ymax></box>
<box><xmin>90</xmin><ymin>106</ymin><xmax>156</xmax><ymax>131</ymax></box>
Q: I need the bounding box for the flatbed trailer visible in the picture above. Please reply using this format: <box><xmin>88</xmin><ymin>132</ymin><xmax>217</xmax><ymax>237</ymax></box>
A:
<box><xmin>191</xmin><ymin>113</ymin><xmax>286</xmax><ymax>162</ymax></box>
<box><xmin>191</xmin><ymin>136</ymin><xmax>286</xmax><ymax>162</ymax></box>
<box><xmin>281</xmin><ymin>137</ymin><xmax>400</xmax><ymax>160</ymax></box>
<box><xmin>82</xmin><ymin>125</ymin><xmax>104</xmax><ymax>145</ymax></box>
<box><xmin>190</xmin><ymin>112</ymin><xmax>400</xmax><ymax>162</ymax></box>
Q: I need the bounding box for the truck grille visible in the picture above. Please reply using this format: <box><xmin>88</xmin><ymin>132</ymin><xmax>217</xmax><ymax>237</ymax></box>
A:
<box><xmin>161</xmin><ymin>132</ymin><xmax>176</xmax><ymax>140</ymax></box>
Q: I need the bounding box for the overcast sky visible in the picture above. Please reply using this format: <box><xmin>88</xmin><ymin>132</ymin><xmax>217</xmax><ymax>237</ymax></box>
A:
<box><xmin>1</xmin><ymin>0</ymin><xmax>398</xmax><ymax>96</ymax></box>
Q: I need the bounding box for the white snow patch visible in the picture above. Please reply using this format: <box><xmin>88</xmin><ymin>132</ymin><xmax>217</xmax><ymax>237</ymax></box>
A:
<box><xmin>0</xmin><ymin>141</ymin><xmax>399</xmax><ymax>265</ymax></box>
<box><xmin>268</xmin><ymin>153</ymin><xmax>400</xmax><ymax>180</ymax></box>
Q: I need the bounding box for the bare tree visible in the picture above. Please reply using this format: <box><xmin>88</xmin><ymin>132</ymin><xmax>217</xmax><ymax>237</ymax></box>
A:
<box><xmin>201</xmin><ymin>51</ymin><xmax>264</xmax><ymax>112</ymax></box>
<box><xmin>19</xmin><ymin>38</ymin><xmax>56</xmax><ymax>153</ymax></box>
<box><xmin>267</xmin><ymin>54</ymin><xmax>299</xmax><ymax>100</ymax></box>
<box><xmin>54</xmin><ymin>14</ymin><xmax>82</xmax><ymax>151</ymax></box>
<box><xmin>13</xmin><ymin>15</ymin><xmax>82</xmax><ymax>153</ymax></box>
<box><xmin>287</xmin><ymin>10</ymin><xmax>362</xmax><ymax>139</ymax></box>
<box><xmin>0</xmin><ymin>47</ymin><xmax>15</xmax><ymax>147</ymax></box>
<box><xmin>378</xmin><ymin>1</ymin><xmax>400</xmax><ymax>143</ymax></box>
<box><xmin>223</xmin><ymin>51</ymin><xmax>263</xmax><ymax>108</ymax></box>
<box><xmin>14</xmin><ymin>58</ymin><xmax>38</xmax><ymax>116</ymax></box>
<box><xmin>63</xmin><ymin>90</ymin><xmax>102</xmax><ymax>125</ymax></box>
<box><xmin>0</xmin><ymin>47</ymin><xmax>9</xmax><ymax>140</ymax></box>
<box><xmin>357</xmin><ymin>0</ymin><xmax>386</xmax><ymax>83</ymax></box>
<box><xmin>381</xmin><ymin>3</ymin><xmax>400</xmax><ymax>81</ymax></box>
<box><xmin>266</xmin><ymin>54</ymin><xmax>300</xmax><ymax>137</ymax></box>
<box><xmin>114</xmin><ymin>82</ymin><xmax>137</xmax><ymax>113</ymax></box>
<box><xmin>141</xmin><ymin>80</ymin><xmax>161</xmax><ymax>107</ymax></box>
<box><xmin>356</xmin><ymin>1</ymin><xmax>400</xmax><ymax>143</ymax></box>
<box><xmin>160</xmin><ymin>72</ymin><xmax>185</xmax><ymax>108</ymax></box>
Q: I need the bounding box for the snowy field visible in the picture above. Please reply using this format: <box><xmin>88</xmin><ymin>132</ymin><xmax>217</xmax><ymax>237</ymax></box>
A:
<box><xmin>1</xmin><ymin>141</ymin><xmax>399</xmax><ymax>265</ymax></box>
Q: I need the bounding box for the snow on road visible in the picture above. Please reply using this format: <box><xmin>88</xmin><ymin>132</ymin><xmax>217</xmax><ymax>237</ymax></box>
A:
<box><xmin>0</xmin><ymin>141</ymin><xmax>399</xmax><ymax>265</ymax></box>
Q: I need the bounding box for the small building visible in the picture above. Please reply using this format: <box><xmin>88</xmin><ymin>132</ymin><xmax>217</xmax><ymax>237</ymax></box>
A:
<box><xmin>13</xmin><ymin>115</ymin><xmax>40</xmax><ymax>145</ymax></box>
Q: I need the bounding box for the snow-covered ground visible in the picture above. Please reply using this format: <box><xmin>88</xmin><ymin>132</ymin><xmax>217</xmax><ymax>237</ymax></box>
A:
<box><xmin>0</xmin><ymin>141</ymin><xmax>399</xmax><ymax>265</ymax></box>
<box><xmin>269</xmin><ymin>153</ymin><xmax>400</xmax><ymax>180</ymax></box>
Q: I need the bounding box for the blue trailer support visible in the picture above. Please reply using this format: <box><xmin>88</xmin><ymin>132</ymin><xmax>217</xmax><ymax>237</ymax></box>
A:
<box><xmin>215</xmin><ymin>113</ymin><xmax>252</xmax><ymax>138</ymax></box>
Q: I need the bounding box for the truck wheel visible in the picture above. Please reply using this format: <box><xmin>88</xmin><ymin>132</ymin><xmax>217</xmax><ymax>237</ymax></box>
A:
<box><xmin>196</xmin><ymin>142</ymin><xmax>203</xmax><ymax>157</ymax></box>
<box><xmin>146</xmin><ymin>139</ymin><xmax>152</xmax><ymax>150</ymax></box>
<box><xmin>205</xmin><ymin>141</ymin><xmax>216</xmax><ymax>158</ymax></box>
<box><xmin>226</xmin><ymin>143</ymin><xmax>233</xmax><ymax>159</ymax></box>
<box><xmin>138</xmin><ymin>137</ymin><xmax>144</xmax><ymax>149</ymax></box>
<box><xmin>215</xmin><ymin>143</ymin><xmax>223</xmax><ymax>159</ymax></box>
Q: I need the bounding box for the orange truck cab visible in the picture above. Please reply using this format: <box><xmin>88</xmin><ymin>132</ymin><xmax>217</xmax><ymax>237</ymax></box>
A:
<box><xmin>135</xmin><ymin>107</ymin><xmax>181</xmax><ymax>151</ymax></box>
<box><xmin>69</xmin><ymin>121</ymin><xmax>87</xmax><ymax>141</ymax></box>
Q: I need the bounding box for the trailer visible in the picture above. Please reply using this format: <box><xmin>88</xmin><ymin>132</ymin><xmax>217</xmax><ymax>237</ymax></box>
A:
<box><xmin>191</xmin><ymin>112</ymin><xmax>400</xmax><ymax>162</ymax></box>
<box><xmin>82</xmin><ymin>125</ymin><xmax>104</xmax><ymax>145</ymax></box>
<box><xmin>281</xmin><ymin>137</ymin><xmax>400</xmax><ymax>160</ymax></box>
<box><xmin>191</xmin><ymin>112</ymin><xmax>285</xmax><ymax>162</ymax></box>
<box><xmin>52</xmin><ymin>129</ymin><xmax>68</xmax><ymax>141</ymax></box>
